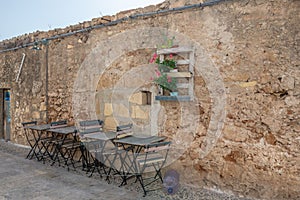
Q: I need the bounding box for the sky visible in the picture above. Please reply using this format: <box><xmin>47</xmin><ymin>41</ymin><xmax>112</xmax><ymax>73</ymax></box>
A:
<box><xmin>0</xmin><ymin>0</ymin><xmax>164</xmax><ymax>41</ymax></box>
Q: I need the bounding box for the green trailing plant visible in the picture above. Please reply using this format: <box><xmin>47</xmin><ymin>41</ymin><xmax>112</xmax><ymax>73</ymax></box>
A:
<box><xmin>150</xmin><ymin>53</ymin><xmax>177</xmax><ymax>70</ymax></box>
<box><xmin>150</xmin><ymin>54</ymin><xmax>177</xmax><ymax>92</ymax></box>
<box><xmin>149</xmin><ymin>36</ymin><xmax>178</xmax><ymax>93</ymax></box>
<box><xmin>152</xmin><ymin>70</ymin><xmax>177</xmax><ymax>92</ymax></box>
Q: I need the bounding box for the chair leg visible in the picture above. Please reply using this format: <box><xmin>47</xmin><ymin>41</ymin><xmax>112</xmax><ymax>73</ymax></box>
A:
<box><xmin>80</xmin><ymin>146</ymin><xmax>93</xmax><ymax>172</ymax></box>
<box><xmin>63</xmin><ymin>146</ymin><xmax>81</xmax><ymax>171</ymax></box>
<box><xmin>136</xmin><ymin>175</ymin><xmax>147</xmax><ymax>197</ymax></box>
<box><xmin>89</xmin><ymin>161</ymin><xmax>97</xmax><ymax>177</ymax></box>
<box><xmin>153</xmin><ymin>164</ymin><xmax>163</xmax><ymax>182</ymax></box>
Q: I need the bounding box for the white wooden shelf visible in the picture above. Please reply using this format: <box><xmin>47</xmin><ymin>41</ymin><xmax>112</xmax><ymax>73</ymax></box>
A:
<box><xmin>166</xmin><ymin>72</ymin><xmax>192</xmax><ymax>78</ymax></box>
<box><xmin>157</xmin><ymin>47</ymin><xmax>193</xmax><ymax>54</ymax></box>
<box><xmin>155</xmin><ymin>46</ymin><xmax>195</xmax><ymax>101</ymax></box>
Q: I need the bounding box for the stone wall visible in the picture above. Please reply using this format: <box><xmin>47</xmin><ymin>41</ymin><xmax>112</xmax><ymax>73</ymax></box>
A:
<box><xmin>0</xmin><ymin>0</ymin><xmax>299</xmax><ymax>199</ymax></box>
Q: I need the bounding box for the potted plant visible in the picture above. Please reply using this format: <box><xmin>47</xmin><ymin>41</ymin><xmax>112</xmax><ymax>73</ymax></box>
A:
<box><xmin>152</xmin><ymin>68</ymin><xmax>178</xmax><ymax>96</ymax></box>
<box><xmin>150</xmin><ymin>53</ymin><xmax>177</xmax><ymax>72</ymax></box>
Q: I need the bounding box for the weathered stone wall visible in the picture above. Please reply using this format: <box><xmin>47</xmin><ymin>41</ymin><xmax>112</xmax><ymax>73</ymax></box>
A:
<box><xmin>0</xmin><ymin>0</ymin><xmax>299</xmax><ymax>199</ymax></box>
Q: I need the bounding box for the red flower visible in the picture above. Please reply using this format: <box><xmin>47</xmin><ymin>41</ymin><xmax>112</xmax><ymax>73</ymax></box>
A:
<box><xmin>167</xmin><ymin>76</ymin><xmax>172</xmax><ymax>83</ymax></box>
<box><xmin>150</xmin><ymin>53</ymin><xmax>158</xmax><ymax>63</ymax></box>
<box><xmin>155</xmin><ymin>69</ymin><xmax>161</xmax><ymax>77</ymax></box>
<box><xmin>169</xmin><ymin>54</ymin><xmax>173</xmax><ymax>59</ymax></box>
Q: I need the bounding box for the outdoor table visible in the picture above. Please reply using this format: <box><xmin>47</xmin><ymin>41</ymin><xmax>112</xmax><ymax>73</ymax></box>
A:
<box><xmin>113</xmin><ymin>135</ymin><xmax>166</xmax><ymax>153</ymax></box>
<box><xmin>80</xmin><ymin>131</ymin><xmax>117</xmax><ymax>174</ymax></box>
<box><xmin>24</xmin><ymin>124</ymin><xmax>51</xmax><ymax>160</ymax></box>
<box><xmin>83</xmin><ymin>131</ymin><xmax>116</xmax><ymax>141</ymax></box>
<box><xmin>46</xmin><ymin>126</ymin><xmax>77</xmax><ymax>167</ymax></box>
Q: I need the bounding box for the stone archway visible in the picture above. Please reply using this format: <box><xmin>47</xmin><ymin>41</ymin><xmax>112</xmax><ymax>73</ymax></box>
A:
<box><xmin>72</xmin><ymin>27</ymin><xmax>226</xmax><ymax>158</ymax></box>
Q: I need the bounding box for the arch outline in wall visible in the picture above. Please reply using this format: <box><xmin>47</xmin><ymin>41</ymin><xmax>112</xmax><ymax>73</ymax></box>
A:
<box><xmin>73</xmin><ymin>27</ymin><xmax>226</xmax><ymax>158</ymax></box>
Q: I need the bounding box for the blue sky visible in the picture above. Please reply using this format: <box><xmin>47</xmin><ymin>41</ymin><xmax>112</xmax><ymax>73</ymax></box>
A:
<box><xmin>0</xmin><ymin>0</ymin><xmax>163</xmax><ymax>41</ymax></box>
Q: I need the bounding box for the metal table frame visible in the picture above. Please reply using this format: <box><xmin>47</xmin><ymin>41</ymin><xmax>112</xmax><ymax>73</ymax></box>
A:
<box><xmin>81</xmin><ymin>131</ymin><xmax>117</xmax><ymax>178</ymax></box>
<box><xmin>46</xmin><ymin>126</ymin><xmax>77</xmax><ymax>168</ymax></box>
<box><xmin>23</xmin><ymin>124</ymin><xmax>51</xmax><ymax>160</ymax></box>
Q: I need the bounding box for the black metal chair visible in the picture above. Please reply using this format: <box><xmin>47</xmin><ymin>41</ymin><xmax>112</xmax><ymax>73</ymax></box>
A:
<box><xmin>109</xmin><ymin>123</ymin><xmax>137</xmax><ymax>185</ymax></box>
<box><xmin>114</xmin><ymin>123</ymin><xmax>133</xmax><ymax>149</ymax></box>
<box><xmin>78</xmin><ymin>120</ymin><xmax>104</xmax><ymax>173</ymax></box>
<box><xmin>21</xmin><ymin>121</ymin><xmax>38</xmax><ymax>159</ymax></box>
<box><xmin>41</xmin><ymin>120</ymin><xmax>68</xmax><ymax>164</ymax></box>
<box><xmin>86</xmin><ymin>123</ymin><xmax>134</xmax><ymax>184</ymax></box>
<box><xmin>116</xmin><ymin>123</ymin><xmax>133</xmax><ymax>139</ymax></box>
<box><xmin>58</xmin><ymin>129</ymin><xmax>82</xmax><ymax>171</ymax></box>
<box><xmin>130</xmin><ymin>141</ymin><xmax>171</xmax><ymax>196</ymax></box>
<box><xmin>93</xmin><ymin>135</ymin><xmax>134</xmax><ymax>184</ymax></box>
<box><xmin>84</xmin><ymin>138</ymin><xmax>115</xmax><ymax>180</ymax></box>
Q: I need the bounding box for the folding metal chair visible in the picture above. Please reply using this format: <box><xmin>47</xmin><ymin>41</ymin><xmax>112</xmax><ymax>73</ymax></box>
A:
<box><xmin>58</xmin><ymin>129</ymin><xmax>82</xmax><ymax>171</ymax></box>
<box><xmin>116</xmin><ymin>123</ymin><xmax>133</xmax><ymax>139</ymax></box>
<box><xmin>78</xmin><ymin>120</ymin><xmax>104</xmax><ymax>173</ymax></box>
<box><xmin>83</xmin><ymin>138</ymin><xmax>111</xmax><ymax>179</ymax></box>
<box><xmin>114</xmin><ymin>123</ymin><xmax>133</xmax><ymax>149</ymax></box>
<box><xmin>22</xmin><ymin>121</ymin><xmax>38</xmax><ymax>159</ymax></box>
<box><xmin>85</xmin><ymin>123</ymin><xmax>134</xmax><ymax>184</ymax></box>
<box><xmin>130</xmin><ymin>141</ymin><xmax>171</xmax><ymax>196</ymax></box>
<box><xmin>93</xmin><ymin>137</ymin><xmax>133</xmax><ymax>184</ymax></box>
<box><xmin>79</xmin><ymin>120</ymin><xmax>104</xmax><ymax>131</ymax></box>
<box><xmin>41</xmin><ymin>120</ymin><xmax>68</xmax><ymax>164</ymax></box>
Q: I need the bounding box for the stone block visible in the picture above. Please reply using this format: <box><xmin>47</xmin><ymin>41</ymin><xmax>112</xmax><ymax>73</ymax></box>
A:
<box><xmin>32</xmin><ymin>111</ymin><xmax>40</xmax><ymax>119</ymax></box>
<box><xmin>104</xmin><ymin>117</ymin><xmax>117</xmax><ymax>130</ymax></box>
<box><xmin>25</xmin><ymin>106</ymin><xmax>30</xmax><ymax>113</ymax></box>
<box><xmin>223</xmin><ymin>125</ymin><xmax>249</xmax><ymax>142</ymax></box>
<box><xmin>114</xmin><ymin>103</ymin><xmax>130</xmax><ymax>118</ymax></box>
<box><xmin>131</xmin><ymin>106</ymin><xmax>149</xmax><ymax>120</ymax></box>
<box><xmin>40</xmin><ymin>102</ymin><xmax>46</xmax><ymax>111</ymax></box>
<box><xmin>95</xmin><ymin>95</ymin><xmax>101</xmax><ymax>116</ymax></box>
<box><xmin>239</xmin><ymin>81</ymin><xmax>257</xmax><ymax>88</ymax></box>
<box><xmin>104</xmin><ymin>103</ymin><xmax>112</xmax><ymax>116</ymax></box>
<box><xmin>129</xmin><ymin>92</ymin><xmax>148</xmax><ymax>105</ymax></box>
<box><xmin>229</xmin><ymin>72</ymin><xmax>250</xmax><ymax>82</ymax></box>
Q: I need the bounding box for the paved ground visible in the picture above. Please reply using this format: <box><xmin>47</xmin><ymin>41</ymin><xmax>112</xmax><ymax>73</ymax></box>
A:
<box><xmin>0</xmin><ymin>140</ymin><xmax>255</xmax><ymax>200</ymax></box>
<box><xmin>0</xmin><ymin>144</ymin><xmax>139</xmax><ymax>200</ymax></box>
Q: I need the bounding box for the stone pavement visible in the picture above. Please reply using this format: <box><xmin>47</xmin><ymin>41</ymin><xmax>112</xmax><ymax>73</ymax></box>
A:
<box><xmin>0</xmin><ymin>140</ymin><xmax>255</xmax><ymax>200</ymax></box>
<box><xmin>0</xmin><ymin>142</ymin><xmax>140</xmax><ymax>200</ymax></box>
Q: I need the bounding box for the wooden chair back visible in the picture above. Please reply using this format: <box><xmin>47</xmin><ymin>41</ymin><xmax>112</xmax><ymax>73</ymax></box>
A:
<box><xmin>116</xmin><ymin>123</ymin><xmax>133</xmax><ymax>139</ymax></box>
<box><xmin>50</xmin><ymin>120</ymin><xmax>68</xmax><ymax>128</ymax></box>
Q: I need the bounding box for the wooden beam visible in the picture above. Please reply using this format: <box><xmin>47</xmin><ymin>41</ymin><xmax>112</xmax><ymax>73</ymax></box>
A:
<box><xmin>166</xmin><ymin>72</ymin><xmax>192</xmax><ymax>78</ymax></box>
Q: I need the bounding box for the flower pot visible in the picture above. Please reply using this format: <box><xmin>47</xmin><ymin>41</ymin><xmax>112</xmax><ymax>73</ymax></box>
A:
<box><xmin>170</xmin><ymin>92</ymin><xmax>178</xmax><ymax>96</ymax></box>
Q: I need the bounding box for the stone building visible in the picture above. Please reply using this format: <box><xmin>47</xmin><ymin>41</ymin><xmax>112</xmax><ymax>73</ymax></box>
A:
<box><xmin>0</xmin><ymin>0</ymin><xmax>299</xmax><ymax>199</ymax></box>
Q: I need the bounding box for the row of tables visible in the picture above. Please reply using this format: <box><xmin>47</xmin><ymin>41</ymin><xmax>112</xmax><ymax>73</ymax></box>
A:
<box><xmin>83</xmin><ymin>130</ymin><xmax>166</xmax><ymax>152</ymax></box>
<box><xmin>24</xmin><ymin>123</ymin><xmax>166</xmax><ymax>171</ymax></box>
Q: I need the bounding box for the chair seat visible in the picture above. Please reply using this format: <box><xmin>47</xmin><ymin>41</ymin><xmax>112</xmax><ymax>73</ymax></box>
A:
<box><xmin>52</xmin><ymin>138</ymin><xmax>73</xmax><ymax>145</ymax></box>
<box><xmin>137</xmin><ymin>154</ymin><xmax>164</xmax><ymax>165</ymax></box>
<box><xmin>61</xmin><ymin>141</ymin><xmax>81</xmax><ymax>148</ymax></box>
<box><xmin>40</xmin><ymin>136</ymin><xmax>56</xmax><ymax>142</ymax></box>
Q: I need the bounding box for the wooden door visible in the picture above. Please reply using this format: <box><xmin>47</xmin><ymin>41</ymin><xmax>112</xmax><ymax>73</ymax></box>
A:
<box><xmin>4</xmin><ymin>89</ymin><xmax>11</xmax><ymax>141</ymax></box>
<box><xmin>0</xmin><ymin>89</ymin><xmax>3</xmax><ymax>139</ymax></box>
